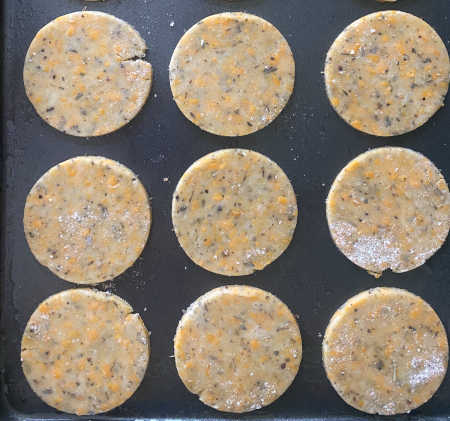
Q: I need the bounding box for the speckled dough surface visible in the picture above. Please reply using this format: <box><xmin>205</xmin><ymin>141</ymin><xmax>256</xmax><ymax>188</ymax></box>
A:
<box><xmin>24</xmin><ymin>11</ymin><xmax>152</xmax><ymax>137</ymax></box>
<box><xmin>21</xmin><ymin>289</ymin><xmax>150</xmax><ymax>415</ymax></box>
<box><xmin>323</xmin><ymin>287</ymin><xmax>448</xmax><ymax>415</ymax></box>
<box><xmin>325</xmin><ymin>11</ymin><xmax>450</xmax><ymax>136</ymax></box>
<box><xmin>326</xmin><ymin>147</ymin><xmax>449</xmax><ymax>275</ymax></box>
<box><xmin>172</xmin><ymin>149</ymin><xmax>297</xmax><ymax>276</ymax></box>
<box><xmin>174</xmin><ymin>285</ymin><xmax>302</xmax><ymax>413</ymax></box>
<box><xmin>169</xmin><ymin>12</ymin><xmax>295</xmax><ymax>137</ymax></box>
<box><xmin>24</xmin><ymin>156</ymin><xmax>151</xmax><ymax>284</ymax></box>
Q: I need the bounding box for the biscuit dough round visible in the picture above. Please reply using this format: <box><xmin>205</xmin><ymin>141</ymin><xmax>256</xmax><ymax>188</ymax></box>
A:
<box><xmin>326</xmin><ymin>147</ymin><xmax>449</xmax><ymax>275</ymax></box>
<box><xmin>169</xmin><ymin>12</ymin><xmax>295</xmax><ymax>137</ymax></box>
<box><xmin>24</xmin><ymin>156</ymin><xmax>151</xmax><ymax>284</ymax></box>
<box><xmin>174</xmin><ymin>285</ymin><xmax>302</xmax><ymax>413</ymax></box>
<box><xmin>323</xmin><ymin>287</ymin><xmax>448</xmax><ymax>415</ymax></box>
<box><xmin>24</xmin><ymin>11</ymin><xmax>152</xmax><ymax>137</ymax></box>
<box><xmin>172</xmin><ymin>149</ymin><xmax>297</xmax><ymax>276</ymax></box>
<box><xmin>325</xmin><ymin>11</ymin><xmax>450</xmax><ymax>136</ymax></box>
<box><xmin>21</xmin><ymin>289</ymin><xmax>150</xmax><ymax>415</ymax></box>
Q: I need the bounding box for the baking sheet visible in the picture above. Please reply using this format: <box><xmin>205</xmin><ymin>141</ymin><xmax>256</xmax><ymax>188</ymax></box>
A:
<box><xmin>1</xmin><ymin>0</ymin><xmax>449</xmax><ymax>419</ymax></box>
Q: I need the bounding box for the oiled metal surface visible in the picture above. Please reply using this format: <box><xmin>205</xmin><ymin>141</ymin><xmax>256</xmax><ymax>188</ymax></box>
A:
<box><xmin>1</xmin><ymin>0</ymin><xmax>449</xmax><ymax>419</ymax></box>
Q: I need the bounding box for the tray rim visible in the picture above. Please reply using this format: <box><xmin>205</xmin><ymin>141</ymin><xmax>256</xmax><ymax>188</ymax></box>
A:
<box><xmin>1</xmin><ymin>0</ymin><xmax>8</xmax><ymax>419</ymax></box>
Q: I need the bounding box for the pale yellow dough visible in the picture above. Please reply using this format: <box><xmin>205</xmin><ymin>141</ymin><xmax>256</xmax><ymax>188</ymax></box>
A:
<box><xmin>327</xmin><ymin>147</ymin><xmax>449</xmax><ymax>275</ymax></box>
<box><xmin>174</xmin><ymin>285</ymin><xmax>302</xmax><ymax>413</ymax></box>
<box><xmin>24</xmin><ymin>156</ymin><xmax>151</xmax><ymax>284</ymax></box>
<box><xmin>169</xmin><ymin>12</ymin><xmax>295</xmax><ymax>136</ymax></box>
<box><xmin>24</xmin><ymin>11</ymin><xmax>152</xmax><ymax>137</ymax></box>
<box><xmin>172</xmin><ymin>149</ymin><xmax>298</xmax><ymax>276</ymax></box>
<box><xmin>22</xmin><ymin>289</ymin><xmax>150</xmax><ymax>415</ymax></box>
<box><xmin>325</xmin><ymin>11</ymin><xmax>450</xmax><ymax>136</ymax></box>
<box><xmin>323</xmin><ymin>287</ymin><xmax>448</xmax><ymax>415</ymax></box>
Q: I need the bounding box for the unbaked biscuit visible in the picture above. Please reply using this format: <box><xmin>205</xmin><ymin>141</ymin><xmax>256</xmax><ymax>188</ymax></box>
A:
<box><xmin>21</xmin><ymin>289</ymin><xmax>150</xmax><ymax>415</ymax></box>
<box><xmin>24</xmin><ymin>156</ymin><xmax>151</xmax><ymax>284</ymax></box>
<box><xmin>323</xmin><ymin>287</ymin><xmax>448</xmax><ymax>415</ymax></box>
<box><xmin>174</xmin><ymin>285</ymin><xmax>302</xmax><ymax>413</ymax></box>
<box><xmin>169</xmin><ymin>12</ymin><xmax>295</xmax><ymax>137</ymax></box>
<box><xmin>326</xmin><ymin>147</ymin><xmax>449</xmax><ymax>275</ymax></box>
<box><xmin>172</xmin><ymin>149</ymin><xmax>297</xmax><ymax>276</ymax></box>
<box><xmin>24</xmin><ymin>11</ymin><xmax>152</xmax><ymax>137</ymax></box>
<box><xmin>325</xmin><ymin>11</ymin><xmax>450</xmax><ymax>136</ymax></box>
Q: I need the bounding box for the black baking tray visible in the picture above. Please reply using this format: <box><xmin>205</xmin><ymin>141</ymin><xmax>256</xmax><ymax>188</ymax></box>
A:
<box><xmin>1</xmin><ymin>0</ymin><xmax>449</xmax><ymax>420</ymax></box>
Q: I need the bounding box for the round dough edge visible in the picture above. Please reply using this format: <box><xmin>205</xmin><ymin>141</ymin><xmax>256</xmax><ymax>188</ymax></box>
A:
<box><xmin>169</xmin><ymin>12</ymin><xmax>295</xmax><ymax>137</ymax></box>
<box><xmin>172</xmin><ymin>149</ymin><xmax>298</xmax><ymax>276</ymax></box>
<box><xmin>323</xmin><ymin>287</ymin><xmax>449</xmax><ymax>415</ymax></box>
<box><xmin>326</xmin><ymin>147</ymin><xmax>450</xmax><ymax>275</ymax></box>
<box><xmin>24</xmin><ymin>11</ymin><xmax>152</xmax><ymax>137</ymax></box>
<box><xmin>21</xmin><ymin>288</ymin><xmax>150</xmax><ymax>415</ymax></box>
<box><xmin>174</xmin><ymin>285</ymin><xmax>302</xmax><ymax>413</ymax></box>
<box><xmin>324</xmin><ymin>10</ymin><xmax>450</xmax><ymax>136</ymax></box>
<box><xmin>24</xmin><ymin>155</ymin><xmax>151</xmax><ymax>284</ymax></box>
